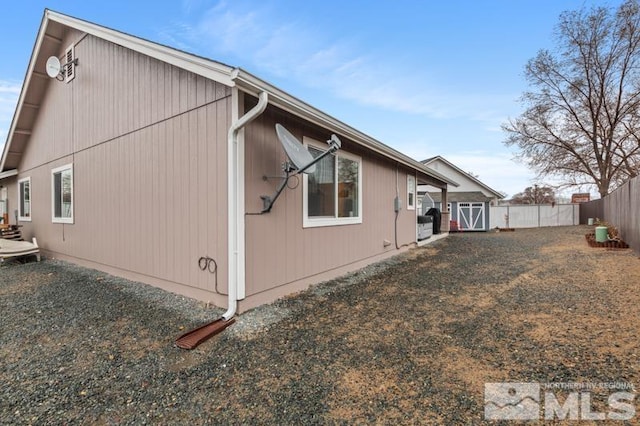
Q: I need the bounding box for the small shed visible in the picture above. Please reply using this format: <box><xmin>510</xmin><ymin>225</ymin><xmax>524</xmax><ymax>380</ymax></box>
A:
<box><xmin>423</xmin><ymin>191</ymin><xmax>493</xmax><ymax>231</ymax></box>
<box><xmin>418</xmin><ymin>156</ymin><xmax>504</xmax><ymax>231</ymax></box>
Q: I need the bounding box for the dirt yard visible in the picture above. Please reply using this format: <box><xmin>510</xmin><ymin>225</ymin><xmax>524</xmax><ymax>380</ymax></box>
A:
<box><xmin>1</xmin><ymin>225</ymin><xmax>639</xmax><ymax>424</ymax></box>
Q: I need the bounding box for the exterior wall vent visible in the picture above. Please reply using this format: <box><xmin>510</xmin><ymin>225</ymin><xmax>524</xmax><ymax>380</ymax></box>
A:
<box><xmin>65</xmin><ymin>45</ymin><xmax>75</xmax><ymax>83</ymax></box>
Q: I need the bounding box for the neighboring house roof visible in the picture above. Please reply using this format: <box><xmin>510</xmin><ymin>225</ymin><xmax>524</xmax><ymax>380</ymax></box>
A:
<box><xmin>0</xmin><ymin>9</ymin><xmax>457</xmax><ymax>189</ymax></box>
<box><xmin>425</xmin><ymin>191</ymin><xmax>493</xmax><ymax>203</ymax></box>
<box><xmin>421</xmin><ymin>156</ymin><xmax>503</xmax><ymax>198</ymax></box>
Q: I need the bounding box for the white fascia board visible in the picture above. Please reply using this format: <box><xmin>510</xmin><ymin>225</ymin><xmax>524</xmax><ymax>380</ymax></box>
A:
<box><xmin>2</xmin><ymin>8</ymin><xmax>456</xmax><ymax>191</ymax></box>
<box><xmin>0</xmin><ymin>169</ymin><xmax>18</xmax><ymax>180</ymax></box>
<box><xmin>0</xmin><ymin>12</ymin><xmax>50</xmax><ymax>173</ymax></box>
<box><xmin>231</xmin><ymin>69</ymin><xmax>457</xmax><ymax>188</ymax></box>
<box><xmin>3</xmin><ymin>10</ymin><xmax>236</xmax><ymax>173</ymax></box>
<box><xmin>428</xmin><ymin>156</ymin><xmax>501</xmax><ymax>197</ymax></box>
<box><xmin>46</xmin><ymin>10</ymin><xmax>236</xmax><ymax>87</ymax></box>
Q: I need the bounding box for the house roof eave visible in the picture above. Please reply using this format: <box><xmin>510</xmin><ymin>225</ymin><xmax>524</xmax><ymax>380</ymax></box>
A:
<box><xmin>232</xmin><ymin>69</ymin><xmax>458</xmax><ymax>188</ymax></box>
<box><xmin>422</xmin><ymin>155</ymin><xmax>503</xmax><ymax>198</ymax></box>
<box><xmin>1</xmin><ymin>10</ymin><xmax>237</xmax><ymax>173</ymax></box>
<box><xmin>0</xmin><ymin>11</ymin><xmax>50</xmax><ymax>173</ymax></box>
<box><xmin>46</xmin><ymin>10</ymin><xmax>236</xmax><ymax>85</ymax></box>
<box><xmin>2</xmin><ymin>9</ymin><xmax>458</xmax><ymax>190</ymax></box>
<box><xmin>0</xmin><ymin>169</ymin><xmax>18</xmax><ymax>180</ymax></box>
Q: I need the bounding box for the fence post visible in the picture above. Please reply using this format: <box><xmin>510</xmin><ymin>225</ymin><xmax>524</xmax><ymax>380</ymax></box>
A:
<box><xmin>507</xmin><ymin>205</ymin><xmax>510</xmax><ymax>228</ymax></box>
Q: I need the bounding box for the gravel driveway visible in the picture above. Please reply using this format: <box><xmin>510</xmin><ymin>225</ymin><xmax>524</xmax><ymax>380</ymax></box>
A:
<box><xmin>1</xmin><ymin>226</ymin><xmax>639</xmax><ymax>424</ymax></box>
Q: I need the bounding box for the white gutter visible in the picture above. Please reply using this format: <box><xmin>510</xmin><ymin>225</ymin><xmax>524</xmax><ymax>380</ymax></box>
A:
<box><xmin>224</xmin><ymin>90</ymin><xmax>268</xmax><ymax>321</ymax></box>
<box><xmin>230</xmin><ymin>68</ymin><xmax>457</xmax><ymax>188</ymax></box>
<box><xmin>47</xmin><ymin>10</ymin><xmax>236</xmax><ymax>86</ymax></box>
<box><xmin>0</xmin><ymin>169</ymin><xmax>18</xmax><ymax>180</ymax></box>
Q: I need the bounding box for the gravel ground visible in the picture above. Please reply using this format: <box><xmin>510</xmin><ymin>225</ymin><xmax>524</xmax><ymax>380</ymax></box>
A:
<box><xmin>1</xmin><ymin>226</ymin><xmax>639</xmax><ymax>424</ymax></box>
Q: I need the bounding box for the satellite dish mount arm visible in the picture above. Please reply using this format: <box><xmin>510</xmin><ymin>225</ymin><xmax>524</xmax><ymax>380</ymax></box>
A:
<box><xmin>260</xmin><ymin>165</ymin><xmax>294</xmax><ymax>214</ymax></box>
<box><xmin>260</xmin><ymin>134</ymin><xmax>341</xmax><ymax>213</ymax></box>
<box><xmin>297</xmin><ymin>135</ymin><xmax>341</xmax><ymax>174</ymax></box>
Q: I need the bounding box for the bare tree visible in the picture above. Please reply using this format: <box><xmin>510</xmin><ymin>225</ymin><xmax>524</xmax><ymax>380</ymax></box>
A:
<box><xmin>510</xmin><ymin>185</ymin><xmax>556</xmax><ymax>204</ymax></box>
<box><xmin>503</xmin><ymin>0</ymin><xmax>640</xmax><ymax>197</ymax></box>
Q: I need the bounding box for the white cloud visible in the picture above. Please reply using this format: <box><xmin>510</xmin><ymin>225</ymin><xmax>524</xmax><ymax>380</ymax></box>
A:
<box><xmin>0</xmin><ymin>79</ymin><xmax>21</xmax><ymax>149</ymax></box>
<box><xmin>0</xmin><ymin>83</ymin><xmax>20</xmax><ymax>94</ymax></box>
<box><xmin>442</xmin><ymin>152</ymin><xmax>535</xmax><ymax>198</ymax></box>
<box><xmin>157</xmin><ymin>22</ymin><xmax>197</xmax><ymax>52</ymax></box>
<box><xmin>181</xmin><ymin>0</ymin><xmax>207</xmax><ymax>14</ymax></box>
<box><xmin>168</xmin><ymin>2</ymin><xmax>514</xmax><ymax>127</ymax></box>
<box><xmin>164</xmin><ymin>3</ymin><xmax>538</xmax><ymax>198</ymax></box>
<box><xmin>194</xmin><ymin>3</ymin><xmax>267</xmax><ymax>54</ymax></box>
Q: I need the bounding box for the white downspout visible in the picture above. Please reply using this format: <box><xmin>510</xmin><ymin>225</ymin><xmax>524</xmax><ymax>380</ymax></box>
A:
<box><xmin>224</xmin><ymin>90</ymin><xmax>268</xmax><ymax>321</ymax></box>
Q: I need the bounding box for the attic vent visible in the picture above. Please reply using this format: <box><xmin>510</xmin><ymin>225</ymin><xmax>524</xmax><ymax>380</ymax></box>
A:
<box><xmin>65</xmin><ymin>45</ymin><xmax>75</xmax><ymax>83</ymax></box>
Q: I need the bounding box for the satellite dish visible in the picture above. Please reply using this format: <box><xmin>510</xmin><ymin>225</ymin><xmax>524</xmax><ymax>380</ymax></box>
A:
<box><xmin>46</xmin><ymin>56</ymin><xmax>61</xmax><ymax>78</ymax></box>
<box><xmin>262</xmin><ymin>124</ymin><xmax>341</xmax><ymax>213</ymax></box>
<box><xmin>275</xmin><ymin>123</ymin><xmax>316</xmax><ymax>174</ymax></box>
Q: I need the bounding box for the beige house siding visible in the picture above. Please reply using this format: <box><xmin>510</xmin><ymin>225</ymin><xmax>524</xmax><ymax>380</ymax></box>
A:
<box><xmin>19</xmin><ymin>28</ymin><xmax>83</xmax><ymax>171</ymax></box>
<box><xmin>15</xmin><ymin>33</ymin><xmax>232</xmax><ymax>304</ymax></box>
<box><xmin>243</xmin><ymin>105</ymin><xmax>417</xmax><ymax>307</ymax></box>
<box><xmin>3</xmin><ymin>11</ymin><xmax>452</xmax><ymax>313</ymax></box>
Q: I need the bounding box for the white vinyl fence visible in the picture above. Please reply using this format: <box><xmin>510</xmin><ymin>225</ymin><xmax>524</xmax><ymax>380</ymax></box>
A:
<box><xmin>490</xmin><ymin>204</ymin><xmax>580</xmax><ymax>229</ymax></box>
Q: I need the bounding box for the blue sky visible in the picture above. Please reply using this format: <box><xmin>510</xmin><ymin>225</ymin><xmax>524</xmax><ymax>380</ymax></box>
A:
<box><xmin>0</xmin><ymin>1</ymin><xmax>620</xmax><ymax>197</ymax></box>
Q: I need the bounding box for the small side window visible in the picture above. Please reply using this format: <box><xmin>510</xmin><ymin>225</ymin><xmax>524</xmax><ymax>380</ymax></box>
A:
<box><xmin>18</xmin><ymin>177</ymin><xmax>32</xmax><ymax>221</ymax></box>
<box><xmin>52</xmin><ymin>164</ymin><xmax>74</xmax><ymax>224</ymax></box>
<box><xmin>407</xmin><ymin>174</ymin><xmax>416</xmax><ymax>210</ymax></box>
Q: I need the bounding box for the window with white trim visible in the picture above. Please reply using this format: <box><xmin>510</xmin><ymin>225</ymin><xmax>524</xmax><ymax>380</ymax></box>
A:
<box><xmin>407</xmin><ymin>174</ymin><xmax>416</xmax><ymax>210</ymax></box>
<box><xmin>18</xmin><ymin>177</ymin><xmax>31</xmax><ymax>221</ymax></box>
<box><xmin>303</xmin><ymin>138</ymin><xmax>362</xmax><ymax>227</ymax></box>
<box><xmin>52</xmin><ymin>164</ymin><xmax>74</xmax><ymax>223</ymax></box>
